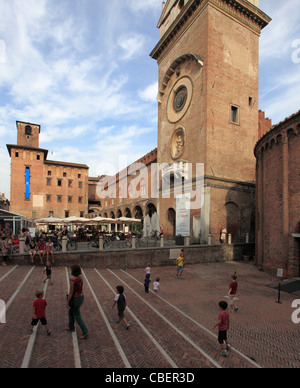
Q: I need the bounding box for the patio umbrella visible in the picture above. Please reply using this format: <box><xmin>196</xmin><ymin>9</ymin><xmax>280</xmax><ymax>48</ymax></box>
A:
<box><xmin>116</xmin><ymin>217</ymin><xmax>141</xmax><ymax>223</ymax></box>
<box><xmin>87</xmin><ymin>217</ymin><xmax>116</xmax><ymax>224</ymax></box>
<box><xmin>62</xmin><ymin>216</ymin><xmax>90</xmax><ymax>224</ymax></box>
<box><xmin>35</xmin><ymin>217</ymin><xmax>63</xmax><ymax>224</ymax></box>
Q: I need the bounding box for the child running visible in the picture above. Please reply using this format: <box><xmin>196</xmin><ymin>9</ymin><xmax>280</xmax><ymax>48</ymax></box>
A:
<box><xmin>112</xmin><ymin>285</ymin><xmax>130</xmax><ymax>330</ymax></box>
<box><xmin>228</xmin><ymin>271</ymin><xmax>238</xmax><ymax>312</ymax></box>
<box><xmin>213</xmin><ymin>301</ymin><xmax>230</xmax><ymax>357</ymax></box>
<box><xmin>153</xmin><ymin>277</ymin><xmax>160</xmax><ymax>299</ymax></box>
<box><xmin>144</xmin><ymin>276</ymin><xmax>151</xmax><ymax>293</ymax></box>
<box><xmin>43</xmin><ymin>260</ymin><xmax>53</xmax><ymax>285</ymax></box>
<box><xmin>29</xmin><ymin>290</ymin><xmax>51</xmax><ymax>336</ymax></box>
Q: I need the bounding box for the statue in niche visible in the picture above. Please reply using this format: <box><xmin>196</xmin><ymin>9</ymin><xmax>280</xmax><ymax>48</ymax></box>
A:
<box><xmin>171</xmin><ymin>128</ymin><xmax>185</xmax><ymax>160</ymax></box>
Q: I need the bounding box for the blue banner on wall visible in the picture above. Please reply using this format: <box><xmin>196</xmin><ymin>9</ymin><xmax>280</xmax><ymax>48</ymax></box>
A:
<box><xmin>25</xmin><ymin>167</ymin><xmax>30</xmax><ymax>199</ymax></box>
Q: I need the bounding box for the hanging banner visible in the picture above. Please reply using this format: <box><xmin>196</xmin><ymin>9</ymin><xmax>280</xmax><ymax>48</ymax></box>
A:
<box><xmin>176</xmin><ymin>193</ymin><xmax>190</xmax><ymax>236</ymax></box>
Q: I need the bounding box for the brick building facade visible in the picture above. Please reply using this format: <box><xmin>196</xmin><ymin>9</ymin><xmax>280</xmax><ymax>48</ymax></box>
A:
<box><xmin>254</xmin><ymin>111</ymin><xmax>300</xmax><ymax>278</ymax></box>
<box><xmin>149</xmin><ymin>0</ymin><xmax>270</xmax><ymax>242</ymax></box>
<box><xmin>95</xmin><ymin>149</ymin><xmax>158</xmax><ymax>231</ymax></box>
<box><xmin>7</xmin><ymin>121</ymin><xmax>89</xmax><ymax>220</ymax></box>
<box><xmin>7</xmin><ymin>1</ymin><xmax>275</xmax><ymax>249</ymax></box>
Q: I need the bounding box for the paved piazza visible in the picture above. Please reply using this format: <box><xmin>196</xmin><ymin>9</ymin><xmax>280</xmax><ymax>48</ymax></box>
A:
<box><xmin>0</xmin><ymin>260</ymin><xmax>299</xmax><ymax>369</ymax></box>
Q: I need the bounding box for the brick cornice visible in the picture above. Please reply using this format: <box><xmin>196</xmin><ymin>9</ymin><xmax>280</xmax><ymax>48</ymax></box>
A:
<box><xmin>254</xmin><ymin>111</ymin><xmax>300</xmax><ymax>157</ymax></box>
<box><xmin>150</xmin><ymin>0</ymin><xmax>271</xmax><ymax>62</ymax></box>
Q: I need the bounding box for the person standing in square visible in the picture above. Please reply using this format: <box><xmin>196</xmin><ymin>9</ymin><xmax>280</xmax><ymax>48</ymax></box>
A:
<box><xmin>213</xmin><ymin>301</ymin><xmax>230</xmax><ymax>357</ymax></box>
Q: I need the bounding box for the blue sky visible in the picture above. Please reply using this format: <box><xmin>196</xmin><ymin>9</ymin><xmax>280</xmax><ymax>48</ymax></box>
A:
<box><xmin>0</xmin><ymin>0</ymin><xmax>299</xmax><ymax>200</ymax></box>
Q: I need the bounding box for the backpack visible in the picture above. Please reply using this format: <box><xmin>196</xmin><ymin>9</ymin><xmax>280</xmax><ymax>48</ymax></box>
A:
<box><xmin>117</xmin><ymin>293</ymin><xmax>126</xmax><ymax>312</ymax></box>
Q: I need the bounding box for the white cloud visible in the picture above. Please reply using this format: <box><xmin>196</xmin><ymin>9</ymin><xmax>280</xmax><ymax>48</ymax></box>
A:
<box><xmin>125</xmin><ymin>0</ymin><xmax>162</xmax><ymax>14</ymax></box>
<box><xmin>117</xmin><ymin>33</ymin><xmax>147</xmax><ymax>60</ymax></box>
<box><xmin>138</xmin><ymin>81</ymin><xmax>158</xmax><ymax>102</ymax></box>
<box><xmin>260</xmin><ymin>0</ymin><xmax>300</xmax><ymax>63</ymax></box>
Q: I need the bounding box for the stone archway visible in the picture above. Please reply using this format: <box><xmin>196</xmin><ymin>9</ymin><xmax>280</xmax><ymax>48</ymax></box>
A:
<box><xmin>125</xmin><ymin>207</ymin><xmax>132</xmax><ymax>218</ymax></box>
<box><xmin>167</xmin><ymin>208</ymin><xmax>176</xmax><ymax>236</ymax></box>
<box><xmin>133</xmin><ymin>205</ymin><xmax>143</xmax><ymax>220</ymax></box>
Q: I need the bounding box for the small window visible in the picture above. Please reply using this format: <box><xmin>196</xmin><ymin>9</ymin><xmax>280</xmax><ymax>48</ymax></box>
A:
<box><xmin>68</xmin><ymin>180</ymin><xmax>73</xmax><ymax>187</ymax></box>
<box><xmin>57</xmin><ymin>179</ymin><xmax>62</xmax><ymax>186</ymax></box>
<box><xmin>57</xmin><ymin>195</ymin><xmax>62</xmax><ymax>203</ymax></box>
<box><xmin>63</xmin><ymin>172</ymin><xmax>67</xmax><ymax>177</ymax></box>
<box><xmin>78</xmin><ymin>174</ymin><xmax>81</xmax><ymax>179</ymax></box>
<box><xmin>78</xmin><ymin>196</ymin><xmax>83</xmax><ymax>204</ymax></box>
<box><xmin>15</xmin><ymin>152</ymin><xmax>19</xmax><ymax>158</ymax></box>
<box><xmin>230</xmin><ymin>105</ymin><xmax>239</xmax><ymax>124</ymax></box>
<box><xmin>49</xmin><ymin>211</ymin><xmax>54</xmax><ymax>217</ymax></box>
<box><xmin>78</xmin><ymin>181</ymin><xmax>82</xmax><ymax>189</ymax></box>
<box><xmin>37</xmin><ymin>154</ymin><xmax>40</xmax><ymax>160</ymax></box>
<box><xmin>48</xmin><ymin>171</ymin><xmax>52</xmax><ymax>176</ymax></box>
<box><xmin>46</xmin><ymin>195</ymin><xmax>51</xmax><ymax>202</ymax></box>
<box><xmin>47</xmin><ymin>178</ymin><xmax>52</xmax><ymax>186</ymax></box>
<box><xmin>25</xmin><ymin>125</ymin><xmax>32</xmax><ymax>135</ymax></box>
<box><xmin>65</xmin><ymin>211</ymin><xmax>69</xmax><ymax>218</ymax></box>
<box><xmin>68</xmin><ymin>196</ymin><xmax>72</xmax><ymax>203</ymax></box>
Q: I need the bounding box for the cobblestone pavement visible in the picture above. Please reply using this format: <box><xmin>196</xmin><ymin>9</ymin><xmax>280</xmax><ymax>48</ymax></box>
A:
<box><xmin>0</xmin><ymin>260</ymin><xmax>299</xmax><ymax>369</ymax></box>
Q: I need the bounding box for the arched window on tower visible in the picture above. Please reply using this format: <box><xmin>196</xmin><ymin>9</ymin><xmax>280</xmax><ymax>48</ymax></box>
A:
<box><xmin>25</xmin><ymin>125</ymin><xmax>32</xmax><ymax>135</ymax></box>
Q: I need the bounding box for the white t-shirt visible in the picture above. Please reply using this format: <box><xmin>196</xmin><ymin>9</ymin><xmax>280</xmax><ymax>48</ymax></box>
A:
<box><xmin>114</xmin><ymin>294</ymin><xmax>126</xmax><ymax>302</ymax></box>
<box><xmin>153</xmin><ymin>281</ymin><xmax>160</xmax><ymax>291</ymax></box>
<box><xmin>145</xmin><ymin>266</ymin><xmax>151</xmax><ymax>275</ymax></box>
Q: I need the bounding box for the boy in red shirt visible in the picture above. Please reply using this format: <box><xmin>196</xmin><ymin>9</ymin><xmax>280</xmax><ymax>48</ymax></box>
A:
<box><xmin>213</xmin><ymin>301</ymin><xmax>230</xmax><ymax>357</ymax></box>
<box><xmin>29</xmin><ymin>290</ymin><xmax>51</xmax><ymax>336</ymax></box>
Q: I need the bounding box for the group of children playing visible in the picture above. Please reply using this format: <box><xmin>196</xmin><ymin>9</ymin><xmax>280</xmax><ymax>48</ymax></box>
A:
<box><xmin>29</xmin><ymin>257</ymin><xmax>239</xmax><ymax>359</ymax></box>
<box><xmin>28</xmin><ymin>238</ymin><xmax>55</xmax><ymax>265</ymax></box>
<box><xmin>142</xmin><ymin>261</ymin><xmax>239</xmax><ymax>358</ymax></box>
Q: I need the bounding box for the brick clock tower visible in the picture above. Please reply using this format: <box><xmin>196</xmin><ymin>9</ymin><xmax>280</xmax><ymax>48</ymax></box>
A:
<box><xmin>151</xmin><ymin>0</ymin><xmax>271</xmax><ymax>243</ymax></box>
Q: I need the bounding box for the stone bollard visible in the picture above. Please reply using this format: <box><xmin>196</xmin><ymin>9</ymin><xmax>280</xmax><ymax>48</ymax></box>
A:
<box><xmin>184</xmin><ymin>236</ymin><xmax>190</xmax><ymax>246</ymax></box>
<box><xmin>208</xmin><ymin>234</ymin><xmax>212</xmax><ymax>245</ymax></box>
<box><xmin>160</xmin><ymin>235</ymin><xmax>164</xmax><ymax>248</ymax></box>
<box><xmin>228</xmin><ymin>234</ymin><xmax>232</xmax><ymax>244</ymax></box>
<box><xmin>19</xmin><ymin>237</ymin><xmax>25</xmax><ymax>254</ymax></box>
<box><xmin>132</xmin><ymin>236</ymin><xmax>136</xmax><ymax>249</ymax></box>
<box><xmin>62</xmin><ymin>236</ymin><xmax>67</xmax><ymax>252</ymax></box>
<box><xmin>99</xmin><ymin>236</ymin><xmax>104</xmax><ymax>251</ymax></box>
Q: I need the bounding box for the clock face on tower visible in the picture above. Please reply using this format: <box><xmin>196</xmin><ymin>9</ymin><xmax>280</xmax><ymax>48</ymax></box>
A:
<box><xmin>167</xmin><ymin>76</ymin><xmax>193</xmax><ymax>123</ymax></box>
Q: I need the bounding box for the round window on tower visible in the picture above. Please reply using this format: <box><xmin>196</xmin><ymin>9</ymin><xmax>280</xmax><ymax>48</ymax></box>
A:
<box><xmin>167</xmin><ymin>76</ymin><xmax>193</xmax><ymax>123</ymax></box>
<box><xmin>173</xmin><ymin>86</ymin><xmax>188</xmax><ymax>113</ymax></box>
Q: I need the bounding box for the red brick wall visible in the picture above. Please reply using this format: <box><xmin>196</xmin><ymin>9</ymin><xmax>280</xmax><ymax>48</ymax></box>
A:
<box><xmin>255</xmin><ymin>112</ymin><xmax>300</xmax><ymax>277</ymax></box>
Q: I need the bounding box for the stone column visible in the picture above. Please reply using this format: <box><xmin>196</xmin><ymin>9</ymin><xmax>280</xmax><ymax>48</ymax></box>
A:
<box><xmin>99</xmin><ymin>236</ymin><xmax>104</xmax><ymax>251</ymax></box>
<box><xmin>160</xmin><ymin>235</ymin><xmax>164</xmax><ymax>248</ymax></box>
<box><xmin>62</xmin><ymin>236</ymin><xmax>67</xmax><ymax>252</ymax></box>
<box><xmin>19</xmin><ymin>237</ymin><xmax>25</xmax><ymax>254</ymax></box>
<box><xmin>132</xmin><ymin>236</ymin><xmax>136</xmax><ymax>249</ymax></box>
